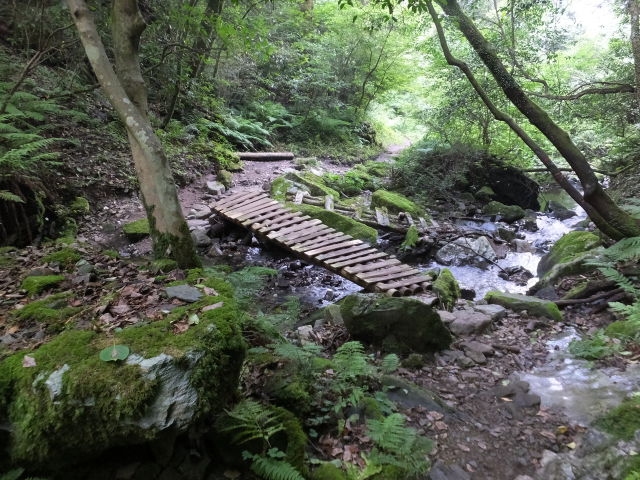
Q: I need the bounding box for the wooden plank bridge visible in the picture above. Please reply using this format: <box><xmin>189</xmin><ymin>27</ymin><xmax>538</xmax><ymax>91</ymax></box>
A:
<box><xmin>211</xmin><ymin>190</ymin><xmax>432</xmax><ymax>297</ymax></box>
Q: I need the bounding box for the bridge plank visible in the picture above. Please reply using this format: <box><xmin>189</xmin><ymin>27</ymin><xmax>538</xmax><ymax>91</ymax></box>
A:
<box><xmin>361</xmin><ymin>269</ymin><xmax>422</xmax><ymax>283</ymax></box>
<box><xmin>315</xmin><ymin>243</ymin><xmax>372</xmax><ymax>261</ymax></box>
<box><xmin>295</xmin><ymin>235</ymin><xmax>356</xmax><ymax>253</ymax></box>
<box><xmin>375</xmin><ymin>275</ymin><xmax>431</xmax><ymax>290</ymax></box>
<box><xmin>360</xmin><ymin>264</ymin><xmax>417</xmax><ymax>279</ymax></box>
<box><xmin>267</xmin><ymin>219</ymin><xmax>323</xmax><ymax>239</ymax></box>
<box><xmin>233</xmin><ymin>202</ymin><xmax>282</xmax><ymax>221</ymax></box>
<box><xmin>329</xmin><ymin>251</ymin><xmax>387</xmax><ymax>268</ymax></box>
<box><xmin>216</xmin><ymin>191</ymin><xmax>266</xmax><ymax>210</ymax></box>
<box><xmin>257</xmin><ymin>215</ymin><xmax>311</xmax><ymax>233</ymax></box>
<box><xmin>244</xmin><ymin>208</ymin><xmax>292</xmax><ymax>225</ymax></box>
<box><xmin>304</xmin><ymin>239</ymin><xmax>362</xmax><ymax>257</ymax></box>
<box><xmin>290</xmin><ymin>230</ymin><xmax>343</xmax><ymax>247</ymax></box>
<box><xmin>223</xmin><ymin>197</ymin><xmax>277</xmax><ymax>216</ymax></box>
<box><xmin>344</xmin><ymin>259</ymin><xmax>401</xmax><ymax>275</ymax></box>
<box><xmin>213</xmin><ymin>190</ymin><xmax>263</xmax><ymax>209</ymax></box>
<box><xmin>282</xmin><ymin>225</ymin><xmax>335</xmax><ymax>245</ymax></box>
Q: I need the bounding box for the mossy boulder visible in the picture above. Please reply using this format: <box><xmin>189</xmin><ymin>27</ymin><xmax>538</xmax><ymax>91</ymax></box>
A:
<box><xmin>69</xmin><ymin>196</ymin><xmax>90</xmax><ymax>215</ymax></box>
<box><xmin>482</xmin><ymin>201</ymin><xmax>525</xmax><ymax>223</ymax></box>
<box><xmin>122</xmin><ymin>218</ymin><xmax>150</xmax><ymax>241</ymax></box>
<box><xmin>537</xmin><ymin>231</ymin><xmax>601</xmax><ymax>277</ymax></box>
<box><xmin>475</xmin><ymin>186</ymin><xmax>495</xmax><ymax>202</ymax></box>
<box><xmin>285</xmin><ymin>171</ymin><xmax>340</xmax><ymax>199</ymax></box>
<box><xmin>290</xmin><ymin>204</ymin><xmax>377</xmax><ymax>243</ymax></box>
<box><xmin>270</xmin><ymin>176</ymin><xmax>292</xmax><ymax>201</ymax></box>
<box><xmin>217</xmin><ymin>169</ymin><xmax>233</xmax><ymax>188</ymax></box>
<box><xmin>20</xmin><ymin>275</ymin><xmax>65</xmax><ymax>296</ymax></box>
<box><xmin>371</xmin><ymin>190</ymin><xmax>421</xmax><ymax>216</ymax></box>
<box><xmin>311</xmin><ymin>463</ymin><xmax>348</xmax><ymax>480</ymax></box>
<box><xmin>42</xmin><ymin>247</ymin><xmax>81</xmax><ymax>267</ymax></box>
<box><xmin>401</xmin><ymin>225</ymin><xmax>419</xmax><ymax>249</ymax></box>
<box><xmin>432</xmin><ymin>269</ymin><xmax>461</xmax><ymax>310</ymax></box>
<box><xmin>13</xmin><ymin>292</ymin><xmax>81</xmax><ymax>327</ymax></box>
<box><xmin>0</xmin><ymin>276</ymin><xmax>245</xmax><ymax>468</ymax></box>
<box><xmin>338</xmin><ymin>293</ymin><xmax>452</xmax><ymax>353</ymax></box>
<box><xmin>485</xmin><ymin>291</ymin><xmax>562</xmax><ymax>321</ymax></box>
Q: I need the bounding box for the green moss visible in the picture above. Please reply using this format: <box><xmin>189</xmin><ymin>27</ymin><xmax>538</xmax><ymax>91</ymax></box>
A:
<box><xmin>145</xmin><ymin>204</ymin><xmax>201</xmax><ymax>269</ymax></box>
<box><xmin>285</xmin><ymin>171</ymin><xmax>340</xmax><ymax>199</ymax></box>
<box><xmin>606</xmin><ymin>320</ymin><xmax>640</xmax><ymax>340</ymax></box>
<box><xmin>150</xmin><ymin>258</ymin><xmax>178</xmax><ymax>274</ymax></box>
<box><xmin>102</xmin><ymin>249</ymin><xmax>119</xmax><ymax>259</ymax></box>
<box><xmin>122</xmin><ymin>218</ymin><xmax>150</xmax><ymax>241</ymax></box>
<box><xmin>594</xmin><ymin>396</ymin><xmax>640</xmax><ymax>440</ymax></box>
<box><xmin>311</xmin><ymin>463</ymin><xmax>348</xmax><ymax>480</ymax></box>
<box><xmin>0</xmin><ymin>247</ymin><xmax>17</xmax><ymax>267</ymax></box>
<box><xmin>42</xmin><ymin>247</ymin><xmax>81</xmax><ymax>267</ymax></box>
<box><xmin>13</xmin><ymin>292</ymin><xmax>80</xmax><ymax>326</ymax></box>
<box><xmin>371</xmin><ymin>190</ymin><xmax>421</xmax><ymax>216</ymax></box>
<box><xmin>561</xmin><ymin>281</ymin><xmax>589</xmax><ymax>300</ymax></box>
<box><xmin>485</xmin><ymin>291</ymin><xmax>562</xmax><ymax>321</ymax></box>
<box><xmin>401</xmin><ymin>353</ymin><xmax>425</xmax><ymax>369</ymax></box>
<box><xmin>69</xmin><ymin>196</ymin><xmax>90</xmax><ymax>215</ymax></box>
<box><xmin>359</xmin><ymin>395</ymin><xmax>384</xmax><ymax>420</ymax></box>
<box><xmin>0</xmin><ymin>276</ymin><xmax>245</xmax><ymax>466</ymax></box>
<box><xmin>217</xmin><ymin>169</ymin><xmax>233</xmax><ymax>188</ymax></box>
<box><xmin>482</xmin><ymin>201</ymin><xmax>525</xmax><ymax>223</ymax></box>
<box><xmin>270</xmin><ymin>176</ymin><xmax>291</xmax><ymax>201</ymax></box>
<box><xmin>432</xmin><ymin>269</ymin><xmax>460</xmax><ymax>310</ymax></box>
<box><xmin>289</xmin><ymin>203</ymin><xmax>377</xmax><ymax>243</ymax></box>
<box><xmin>274</xmin><ymin>406</ymin><xmax>308</xmax><ymax>472</ymax></box>
<box><xmin>537</xmin><ymin>231</ymin><xmax>601</xmax><ymax>277</ymax></box>
<box><xmin>361</xmin><ymin>161</ymin><xmax>391</xmax><ymax>177</ymax></box>
<box><xmin>20</xmin><ymin>275</ymin><xmax>65</xmax><ymax>296</ymax></box>
<box><xmin>401</xmin><ymin>225</ymin><xmax>419</xmax><ymax>249</ymax></box>
<box><xmin>475</xmin><ymin>186</ymin><xmax>495</xmax><ymax>201</ymax></box>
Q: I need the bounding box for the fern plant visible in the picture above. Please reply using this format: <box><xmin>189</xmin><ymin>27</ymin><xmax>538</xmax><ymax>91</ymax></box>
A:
<box><xmin>219</xmin><ymin>400</ymin><xmax>305</xmax><ymax>480</ymax></box>
<box><xmin>365</xmin><ymin>413</ymin><xmax>432</xmax><ymax>478</ymax></box>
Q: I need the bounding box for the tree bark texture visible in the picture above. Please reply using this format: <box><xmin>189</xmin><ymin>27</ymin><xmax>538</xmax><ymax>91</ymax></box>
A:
<box><xmin>65</xmin><ymin>0</ymin><xmax>200</xmax><ymax>267</ymax></box>
<box><xmin>629</xmin><ymin>0</ymin><xmax>640</xmax><ymax>110</ymax></box>
<box><xmin>439</xmin><ymin>0</ymin><xmax>640</xmax><ymax>240</ymax></box>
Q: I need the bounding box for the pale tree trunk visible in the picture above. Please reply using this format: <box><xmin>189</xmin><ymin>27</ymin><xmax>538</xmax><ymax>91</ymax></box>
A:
<box><xmin>65</xmin><ymin>0</ymin><xmax>200</xmax><ymax>267</ymax></box>
<box><xmin>438</xmin><ymin>0</ymin><xmax>640</xmax><ymax>240</ymax></box>
<box><xmin>629</xmin><ymin>0</ymin><xmax>640</xmax><ymax>112</ymax></box>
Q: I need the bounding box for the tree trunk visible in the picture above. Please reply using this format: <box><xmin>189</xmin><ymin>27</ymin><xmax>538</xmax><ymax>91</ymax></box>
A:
<box><xmin>190</xmin><ymin>0</ymin><xmax>225</xmax><ymax>81</ymax></box>
<box><xmin>629</xmin><ymin>0</ymin><xmax>640</xmax><ymax>112</ymax></box>
<box><xmin>65</xmin><ymin>0</ymin><xmax>200</xmax><ymax>268</ymax></box>
<box><xmin>439</xmin><ymin>0</ymin><xmax>640</xmax><ymax>240</ymax></box>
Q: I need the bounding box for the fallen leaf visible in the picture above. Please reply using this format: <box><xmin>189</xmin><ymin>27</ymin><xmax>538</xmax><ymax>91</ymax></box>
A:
<box><xmin>434</xmin><ymin>421</ymin><xmax>448</xmax><ymax>431</ymax></box>
<box><xmin>556</xmin><ymin>425</ymin><xmax>569</xmax><ymax>434</ymax></box>
<box><xmin>188</xmin><ymin>314</ymin><xmax>200</xmax><ymax>325</ymax></box>
<box><xmin>111</xmin><ymin>304</ymin><xmax>131</xmax><ymax>314</ymax></box>
<box><xmin>203</xmin><ymin>286</ymin><xmax>218</xmax><ymax>296</ymax></box>
<box><xmin>223</xmin><ymin>470</ymin><xmax>241</xmax><ymax>479</ymax></box>
<box><xmin>566</xmin><ymin>442</ymin><xmax>576</xmax><ymax>449</ymax></box>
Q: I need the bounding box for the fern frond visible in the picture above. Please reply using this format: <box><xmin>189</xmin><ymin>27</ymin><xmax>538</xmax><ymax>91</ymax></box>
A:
<box><xmin>219</xmin><ymin>400</ymin><xmax>285</xmax><ymax>446</ymax></box>
<box><xmin>244</xmin><ymin>452</ymin><xmax>305</xmax><ymax>480</ymax></box>
<box><xmin>599</xmin><ymin>267</ymin><xmax>640</xmax><ymax>298</ymax></box>
<box><xmin>334</xmin><ymin>341</ymin><xmax>371</xmax><ymax>380</ymax></box>
<box><xmin>367</xmin><ymin>413</ymin><xmax>412</xmax><ymax>454</ymax></box>
<box><xmin>381</xmin><ymin>354</ymin><xmax>399</xmax><ymax>374</ymax></box>
<box><xmin>0</xmin><ymin>190</ymin><xmax>25</xmax><ymax>203</ymax></box>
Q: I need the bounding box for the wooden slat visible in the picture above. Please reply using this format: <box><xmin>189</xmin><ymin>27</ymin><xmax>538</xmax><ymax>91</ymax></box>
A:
<box><xmin>224</xmin><ymin>197</ymin><xmax>277</xmax><ymax>216</ymax></box>
<box><xmin>216</xmin><ymin>191</ymin><xmax>266</xmax><ymax>210</ymax></box>
<box><xmin>315</xmin><ymin>243</ymin><xmax>372</xmax><ymax>261</ymax></box>
<box><xmin>344</xmin><ymin>259</ymin><xmax>401</xmax><ymax>275</ymax></box>
<box><xmin>254</xmin><ymin>210</ymin><xmax>303</xmax><ymax>228</ymax></box>
<box><xmin>304</xmin><ymin>239</ymin><xmax>362</xmax><ymax>257</ymax></box>
<box><xmin>267</xmin><ymin>219</ymin><xmax>323</xmax><ymax>240</ymax></box>
<box><xmin>244</xmin><ymin>207</ymin><xmax>291</xmax><ymax>226</ymax></box>
<box><xmin>291</xmin><ymin>230</ymin><xmax>343</xmax><ymax>248</ymax></box>
<box><xmin>329</xmin><ymin>251</ymin><xmax>387</xmax><ymax>268</ymax></box>
<box><xmin>360</xmin><ymin>264</ymin><xmax>417</xmax><ymax>280</ymax></box>
<box><xmin>375</xmin><ymin>275</ymin><xmax>430</xmax><ymax>290</ymax></box>
<box><xmin>361</xmin><ymin>269</ymin><xmax>422</xmax><ymax>284</ymax></box>
<box><xmin>257</xmin><ymin>215</ymin><xmax>311</xmax><ymax>233</ymax></box>
<box><xmin>295</xmin><ymin>235</ymin><xmax>357</xmax><ymax>253</ymax></box>
<box><xmin>281</xmin><ymin>225</ymin><xmax>334</xmax><ymax>245</ymax></box>
<box><xmin>213</xmin><ymin>190</ymin><xmax>262</xmax><ymax>209</ymax></box>
<box><xmin>234</xmin><ymin>202</ymin><xmax>282</xmax><ymax>221</ymax></box>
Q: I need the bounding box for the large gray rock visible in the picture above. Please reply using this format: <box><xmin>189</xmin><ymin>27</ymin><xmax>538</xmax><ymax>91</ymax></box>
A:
<box><xmin>435</xmin><ymin>236</ymin><xmax>497</xmax><ymax>268</ymax></box>
<box><xmin>191</xmin><ymin>229</ymin><xmax>212</xmax><ymax>247</ymax></box>
<box><xmin>339</xmin><ymin>293</ymin><xmax>452</xmax><ymax>353</ymax></box>
<box><xmin>447</xmin><ymin>307</ymin><xmax>494</xmax><ymax>336</ymax></box>
<box><xmin>125</xmin><ymin>353</ymin><xmax>200</xmax><ymax>431</ymax></box>
<box><xmin>206</xmin><ymin>180</ymin><xmax>226</xmax><ymax>195</ymax></box>
<box><xmin>165</xmin><ymin>285</ymin><xmax>203</xmax><ymax>303</ymax></box>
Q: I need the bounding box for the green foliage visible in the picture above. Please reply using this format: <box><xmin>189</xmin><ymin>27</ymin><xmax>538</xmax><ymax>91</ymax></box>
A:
<box><xmin>13</xmin><ymin>292</ymin><xmax>80</xmax><ymax>326</ymax></box>
<box><xmin>42</xmin><ymin>247</ymin><xmax>81</xmax><ymax>267</ymax></box>
<box><xmin>366</xmin><ymin>413</ymin><xmax>432</xmax><ymax>477</ymax></box>
<box><xmin>227</xmin><ymin>266</ymin><xmax>278</xmax><ymax>309</ymax></box>
<box><xmin>243</xmin><ymin>451</ymin><xmax>305</xmax><ymax>480</ymax></box>
<box><xmin>594</xmin><ymin>395</ymin><xmax>640</xmax><ymax>440</ymax></box>
<box><xmin>569</xmin><ymin>330</ymin><xmax>620</xmax><ymax>360</ymax></box>
<box><xmin>20</xmin><ymin>275</ymin><xmax>65</xmax><ymax>296</ymax></box>
<box><xmin>0</xmin><ymin>190</ymin><xmax>24</xmax><ymax>203</ymax></box>
<box><xmin>333</xmin><ymin>341</ymin><xmax>372</xmax><ymax>381</ymax></box>
<box><xmin>432</xmin><ymin>269</ymin><xmax>461</xmax><ymax>310</ymax></box>
<box><xmin>381</xmin><ymin>354</ymin><xmax>399</xmax><ymax>374</ymax></box>
<box><xmin>400</xmin><ymin>225</ymin><xmax>419</xmax><ymax>250</ymax></box>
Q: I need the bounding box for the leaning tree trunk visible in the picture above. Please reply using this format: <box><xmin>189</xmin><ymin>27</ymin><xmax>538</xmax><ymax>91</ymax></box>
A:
<box><xmin>65</xmin><ymin>0</ymin><xmax>200</xmax><ymax>268</ymax></box>
<box><xmin>439</xmin><ymin>0</ymin><xmax>640</xmax><ymax>240</ymax></box>
<box><xmin>629</xmin><ymin>0</ymin><xmax>640</xmax><ymax>113</ymax></box>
